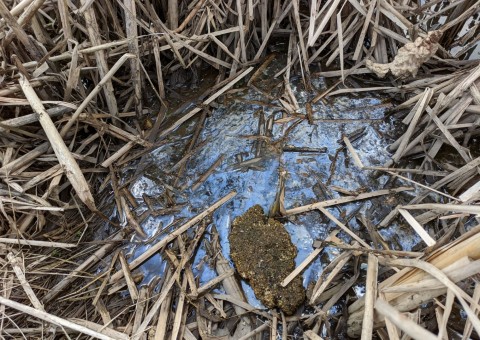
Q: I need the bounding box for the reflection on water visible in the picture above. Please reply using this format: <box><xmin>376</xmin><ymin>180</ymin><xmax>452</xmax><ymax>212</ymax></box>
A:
<box><xmin>128</xmin><ymin>75</ymin><xmax>411</xmax><ymax>307</ymax></box>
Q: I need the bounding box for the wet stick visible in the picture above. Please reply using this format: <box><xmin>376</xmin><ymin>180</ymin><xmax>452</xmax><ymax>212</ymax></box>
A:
<box><xmin>281</xmin><ymin>230</ymin><xmax>339</xmax><ymax>287</ymax></box>
<box><xmin>189</xmin><ymin>154</ymin><xmax>225</xmax><ymax>191</ymax></box>
<box><xmin>154</xmin><ymin>67</ymin><xmax>254</xmax><ymax>142</ymax></box>
<box><xmin>109</xmin><ymin>191</ymin><xmax>236</xmax><ymax>284</ymax></box>
<box><xmin>286</xmin><ymin>187</ymin><xmax>413</xmax><ymax>215</ymax></box>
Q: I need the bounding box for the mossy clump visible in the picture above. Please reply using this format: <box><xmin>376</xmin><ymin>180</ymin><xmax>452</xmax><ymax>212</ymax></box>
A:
<box><xmin>229</xmin><ymin>205</ymin><xmax>305</xmax><ymax>315</ymax></box>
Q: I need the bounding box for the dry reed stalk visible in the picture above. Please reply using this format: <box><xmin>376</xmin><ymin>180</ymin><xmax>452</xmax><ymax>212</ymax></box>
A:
<box><xmin>0</xmin><ymin>0</ymin><xmax>479</xmax><ymax>337</ymax></box>
<box><xmin>7</xmin><ymin>252</ymin><xmax>44</xmax><ymax>312</ymax></box>
<box><xmin>153</xmin><ymin>268</ymin><xmax>173</xmax><ymax>340</ymax></box>
<box><xmin>347</xmin><ymin>226</ymin><xmax>480</xmax><ymax>336</ymax></box>
<box><xmin>310</xmin><ymin>250</ymin><xmax>354</xmax><ymax>304</ymax></box>
<box><xmin>375</xmin><ymin>299</ymin><xmax>437</xmax><ymax>340</ymax></box>
<box><xmin>79</xmin><ymin>0</ymin><xmax>119</xmax><ymax>118</ymax></box>
<box><xmin>0</xmin><ymin>296</ymin><xmax>128</xmax><ymax>340</ymax></box>
<box><xmin>361</xmin><ymin>253</ymin><xmax>378</xmax><ymax>340</ymax></box>
<box><xmin>19</xmin><ymin>75</ymin><xmax>96</xmax><ymax>210</ymax></box>
<box><xmin>43</xmin><ymin>231</ymin><xmax>126</xmax><ymax>302</ymax></box>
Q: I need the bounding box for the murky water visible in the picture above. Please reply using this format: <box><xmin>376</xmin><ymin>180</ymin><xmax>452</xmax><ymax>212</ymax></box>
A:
<box><xmin>127</xmin><ymin>74</ymin><xmax>413</xmax><ymax>308</ymax></box>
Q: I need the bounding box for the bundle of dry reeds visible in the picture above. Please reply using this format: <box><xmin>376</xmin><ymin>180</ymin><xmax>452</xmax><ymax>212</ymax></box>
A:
<box><xmin>0</xmin><ymin>0</ymin><xmax>480</xmax><ymax>338</ymax></box>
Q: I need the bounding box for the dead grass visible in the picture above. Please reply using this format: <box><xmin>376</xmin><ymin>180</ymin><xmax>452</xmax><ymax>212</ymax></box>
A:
<box><xmin>0</xmin><ymin>0</ymin><xmax>480</xmax><ymax>339</ymax></box>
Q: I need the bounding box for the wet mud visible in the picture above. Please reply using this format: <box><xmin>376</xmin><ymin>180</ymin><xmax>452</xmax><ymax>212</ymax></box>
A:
<box><xmin>229</xmin><ymin>205</ymin><xmax>305</xmax><ymax>315</ymax></box>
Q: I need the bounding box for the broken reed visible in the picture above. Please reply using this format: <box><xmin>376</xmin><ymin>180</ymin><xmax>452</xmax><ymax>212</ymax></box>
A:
<box><xmin>0</xmin><ymin>0</ymin><xmax>480</xmax><ymax>339</ymax></box>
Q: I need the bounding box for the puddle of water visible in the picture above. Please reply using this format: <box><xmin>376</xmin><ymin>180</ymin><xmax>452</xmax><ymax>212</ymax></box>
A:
<box><xmin>127</xmin><ymin>73</ymin><xmax>410</xmax><ymax>309</ymax></box>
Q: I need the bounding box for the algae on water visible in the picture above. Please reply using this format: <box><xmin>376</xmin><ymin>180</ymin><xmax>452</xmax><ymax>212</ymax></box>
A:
<box><xmin>229</xmin><ymin>205</ymin><xmax>305</xmax><ymax>315</ymax></box>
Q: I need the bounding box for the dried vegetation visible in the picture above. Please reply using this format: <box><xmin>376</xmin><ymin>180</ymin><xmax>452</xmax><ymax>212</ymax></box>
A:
<box><xmin>0</xmin><ymin>0</ymin><xmax>480</xmax><ymax>339</ymax></box>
